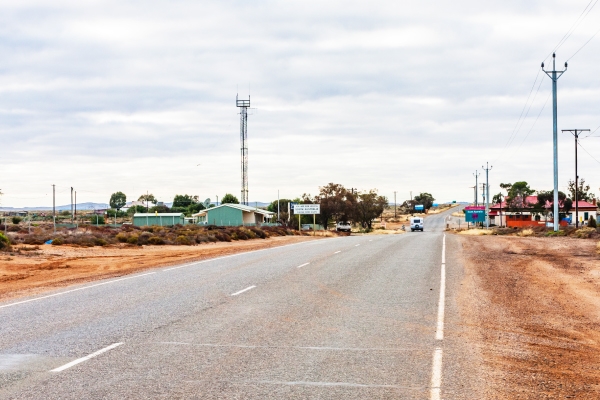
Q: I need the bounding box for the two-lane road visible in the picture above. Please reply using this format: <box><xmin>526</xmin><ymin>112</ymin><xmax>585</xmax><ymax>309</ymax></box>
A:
<box><xmin>0</xmin><ymin>208</ymin><xmax>479</xmax><ymax>399</ymax></box>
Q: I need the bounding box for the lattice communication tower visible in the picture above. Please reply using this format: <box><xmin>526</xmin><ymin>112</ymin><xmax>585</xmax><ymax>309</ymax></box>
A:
<box><xmin>236</xmin><ymin>94</ymin><xmax>250</xmax><ymax>205</ymax></box>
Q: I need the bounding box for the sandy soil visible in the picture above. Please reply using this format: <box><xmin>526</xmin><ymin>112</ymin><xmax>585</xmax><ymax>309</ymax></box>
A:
<box><xmin>0</xmin><ymin>236</ymin><xmax>320</xmax><ymax>301</ymax></box>
<box><xmin>458</xmin><ymin>235</ymin><xmax>600</xmax><ymax>398</ymax></box>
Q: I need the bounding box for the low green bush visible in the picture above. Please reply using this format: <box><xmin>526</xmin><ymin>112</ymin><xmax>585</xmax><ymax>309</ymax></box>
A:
<box><xmin>148</xmin><ymin>236</ymin><xmax>165</xmax><ymax>245</ymax></box>
<box><xmin>0</xmin><ymin>232</ymin><xmax>11</xmax><ymax>251</ymax></box>
<box><xmin>12</xmin><ymin>217</ymin><xmax>22</xmax><ymax>224</ymax></box>
<box><xmin>52</xmin><ymin>237</ymin><xmax>64</xmax><ymax>245</ymax></box>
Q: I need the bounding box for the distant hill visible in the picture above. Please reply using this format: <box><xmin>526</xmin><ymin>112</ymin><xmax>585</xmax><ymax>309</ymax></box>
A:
<box><xmin>1</xmin><ymin>201</ymin><xmax>273</xmax><ymax>212</ymax></box>
<box><xmin>0</xmin><ymin>202</ymin><xmax>109</xmax><ymax>212</ymax></box>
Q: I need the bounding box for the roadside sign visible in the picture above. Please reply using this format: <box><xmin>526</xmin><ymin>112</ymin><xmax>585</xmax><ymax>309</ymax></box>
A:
<box><xmin>293</xmin><ymin>204</ymin><xmax>320</xmax><ymax>215</ymax></box>
<box><xmin>465</xmin><ymin>206</ymin><xmax>486</xmax><ymax>223</ymax></box>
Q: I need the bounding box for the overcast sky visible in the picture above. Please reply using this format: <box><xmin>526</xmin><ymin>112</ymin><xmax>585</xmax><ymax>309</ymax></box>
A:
<box><xmin>2</xmin><ymin>0</ymin><xmax>600</xmax><ymax>208</ymax></box>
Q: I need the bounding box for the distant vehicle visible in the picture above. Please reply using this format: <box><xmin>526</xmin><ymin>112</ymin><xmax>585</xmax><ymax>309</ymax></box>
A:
<box><xmin>410</xmin><ymin>217</ymin><xmax>423</xmax><ymax>232</ymax></box>
<box><xmin>336</xmin><ymin>221</ymin><xmax>352</xmax><ymax>232</ymax></box>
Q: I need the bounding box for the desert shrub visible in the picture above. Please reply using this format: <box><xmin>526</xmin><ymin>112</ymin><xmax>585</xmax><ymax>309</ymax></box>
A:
<box><xmin>23</xmin><ymin>235</ymin><xmax>49</xmax><ymax>245</ymax></box>
<box><xmin>207</xmin><ymin>235</ymin><xmax>218</xmax><ymax>242</ymax></box>
<box><xmin>175</xmin><ymin>235</ymin><xmax>192</xmax><ymax>245</ymax></box>
<box><xmin>51</xmin><ymin>237</ymin><xmax>64</xmax><ymax>245</ymax></box>
<box><xmin>573</xmin><ymin>227</ymin><xmax>596</xmax><ymax>239</ymax></box>
<box><xmin>137</xmin><ymin>232</ymin><xmax>151</xmax><ymax>245</ymax></box>
<box><xmin>597</xmin><ymin>242</ymin><xmax>600</xmax><ymax>254</ymax></box>
<box><xmin>589</xmin><ymin>217</ymin><xmax>597</xmax><ymax>228</ymax></box>
<box><xmin>94</xmin><ymin>238</ymin><xmax>108</xmax><ymax>246</ymax></box>
<box><xmin>545</xmin><ymin>230</ymin><xmax>567</xmax><ymax>237</ymax></box>
<box><xmin>0</xmin><ymin>232</ymin><xmax>11</xmax><ymax>251</ymax></box>
<box><xmin>214</xmin><ymin>232</ymin><xmax>232</xmax><ymax>242</ymax></box>
<box><xmin>115</xmin><ymin>233</ymin><xmax>128</xmax><ymax>243</ymax></box>
<box><xmin>241</xmin><ymin>228</ymin><xmax>257</xmax><ymax>239</ymax></box>
<box><xmin>249</xmin><ymin>227</ymin><xmax>266</xmax><ymax>239</ymax></box>
<box><xmin>493</xmin><ymin>228</ymin><xmax>514</xmax><ymax>236</ymax></box>
<box><xmin>195</xmin><ymin>235</ymin><xmax>210</xmax><ymax>244</ymax></box>
<box><xmin>516</xmin><ymin>229</ymin><xmax>534</xmax><ymax>237</ymax></box>
<box><xmin>12</xmin><ymin>217</ymin><xmax>22</xmax><ymax>224</ymax></box>
<box><xmin>127</xmin><ymin>235</ymin><xmax>139</xmax><ymax>245</ymax></box>
<box><xmin>89</xmin><ymin>215</ymin><xmax>105</xmax><ymax>224</ymax></box>
<box><xmin>148</xmin><ymin>236</ymin><xmax>165</xmax><ymax>245</ymax></box>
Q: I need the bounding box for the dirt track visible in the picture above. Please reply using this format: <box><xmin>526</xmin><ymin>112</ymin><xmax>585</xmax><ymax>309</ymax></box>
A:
<box><xmin>458</xmin><ymin>235</ymin><xmax>600</xmax><ymax>398</ymax></box>
<box><xmin>0</xmin><ymin>236</ymin><xmax>319</xmax><ymax>301</ymax></box>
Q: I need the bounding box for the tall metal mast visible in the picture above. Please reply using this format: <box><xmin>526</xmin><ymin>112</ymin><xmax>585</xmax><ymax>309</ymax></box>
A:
<box><xmin>542</xmin><ymin>53</ymin><xmax>567</xmax><ymax>232</ymax></box>
<box><xmin>236</xmin><ymin>94</ymin><xmax>250</xmax><ymax>205</ymax></box>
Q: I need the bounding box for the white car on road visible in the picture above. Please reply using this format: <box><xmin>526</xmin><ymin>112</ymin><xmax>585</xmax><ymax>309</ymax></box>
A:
<box><xmin>336</xmin><ymin>221</ymin><xmax>352</xmax><ymax>232</ymax></box>
<box><xmin>410</xmin><ymin>217</ymin><xmax>424</xmax><ymax>232</ymax></box>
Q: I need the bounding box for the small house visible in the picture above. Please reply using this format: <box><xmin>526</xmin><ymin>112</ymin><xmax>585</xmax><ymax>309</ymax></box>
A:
<box><xmin>193</xmin><ymin>203</ymin><xmax>275</xmax><ymax>226</ymax></box>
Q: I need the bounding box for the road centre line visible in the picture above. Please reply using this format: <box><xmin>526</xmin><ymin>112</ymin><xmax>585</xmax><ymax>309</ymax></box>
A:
<box><xmin>334</xmin><ymin>251</ymin><xmax>341</xmax><ymax>254</ymax></box>
<box><xmin>0</xmin><ymin>272</ymin><xmax>157</xmax><ymax>310</ymax></box>
<box><xmin>51</xmin><ymin>343</ymin><xmax>123</xmax><ymax>372</ymax></box>
<box><xmin>162</xmin><ymin>236</ymin><xmax>345</xmax><ymax>272</ymax></box>
<box><xmin>355</xmin><ymin>244</ymin><xmax>360</xmax><ymax>246</ymax></box>
<box><xmin>297</xmin><ymin>262</ymin><xmax>310</xmax><ymax>268</ymax></box>
<box><xmin>430</xmin><ymin>347</ymin><xmax>443</xmax><ymax>400</ymax></box>
<box><xmin>230</xmin><ymin>285</ymin><xmax>256</xmax><ymax>296</ymax></box>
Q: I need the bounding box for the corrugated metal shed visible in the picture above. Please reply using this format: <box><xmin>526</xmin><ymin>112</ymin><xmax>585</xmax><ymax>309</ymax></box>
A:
<box><xmin>133</xmin><ymin>213</ymin><xmax>186</xmax><ymax>227</ymax></box>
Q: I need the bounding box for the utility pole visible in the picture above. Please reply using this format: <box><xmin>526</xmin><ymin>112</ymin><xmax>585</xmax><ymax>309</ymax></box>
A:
<box><xmin>473</xmin><ymin>171</ymin><xmax>480</xmax><ymax>206</ymax></box>
<box><xmin>52</xmin><ymin>184</ymin><xmax>56</xmax><ymax>233</ymax></box>
<box><xmin>562</xmin><ymin>129</ymin><xmax>589</xmax><ymax>228</ymax></box>
<box><xmin>482</xmin><ymin>162</ymin><xmax>492</xmax><ymax>229</ymax></box>
<box><xmin>70</xmin><ymin>187</ymin><xmax>74</xmax><ymax>224</ymax></box>
<box><xmin>277</xmin><ymin>190</ymin><xmax>280</xmax><ymax>224</ymax></box>
<box><xmin>74</xmin><ymin>190</ymin><xmax>77</xmax><ymax>227</ymax></box>
<box><xmin>542</xmin><ymin>53</ymin><xmax>567</xmax><ymax>232</ymax></box>
<box><xmin>394</xmin><ymin>191</ymin><xmax>397</xmax><ymax>219</ymax></box>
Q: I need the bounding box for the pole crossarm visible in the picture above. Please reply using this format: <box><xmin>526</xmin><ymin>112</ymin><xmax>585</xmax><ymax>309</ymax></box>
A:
<box><xmin>562</xmin><ymin>129</ymin><xmax>590</xmax><ymax>229</ymax></box>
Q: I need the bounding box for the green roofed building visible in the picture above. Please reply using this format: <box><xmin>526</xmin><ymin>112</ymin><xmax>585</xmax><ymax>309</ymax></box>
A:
<box><xmin>193</xmin><ymin>203</ymin><xmax>275</xmax><ymax>226</ymax></box>
<box><xmin>133</xmin><ymin>213</ymin><xmax>187</xmax><ymax>227</ymax></box>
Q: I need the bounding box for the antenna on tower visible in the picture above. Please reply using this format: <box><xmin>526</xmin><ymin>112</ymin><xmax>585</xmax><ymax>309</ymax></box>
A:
<box><xmin>236</xmin><ymin>94</ymin><xmax>250</xmax><ymax>205</ymax></box>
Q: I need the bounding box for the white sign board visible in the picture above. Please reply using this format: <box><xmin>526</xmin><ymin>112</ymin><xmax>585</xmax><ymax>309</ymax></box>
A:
<box><xmin>293</xmin><ymin>204</ymin><xmax>320</xmax><ymax>215</ymax></box>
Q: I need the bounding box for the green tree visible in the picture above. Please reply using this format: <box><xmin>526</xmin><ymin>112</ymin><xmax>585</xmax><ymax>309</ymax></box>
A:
<box><xmin>492</xmin><ymin>192</ymin><xmax>503</xmax><ymax>205</ymax></box>
<box><xmin>507</xmin><ymin>182</ymin><xmax>535</xmax><ymax>211</ymax></box>
<box><xmin>188</xmin><ymin>202</ymin><xmax>206</xmax><ymax>214</ymax></box>
<box><xmin>414</xmin><ymin>192</ymin><xmax>435</xmax><ymax>210</ymax></box>
<box><xmin>138</xmin><ymin>193</ymin><xmax>157</xmax><ymax>211</ymax></box>
<box><xmin>109</xmin><ymin>191</ymin><xmax>127</xmax><ymax>211</ymax></box>
<box><xmin>304</xmin><ymin>183</ymin><xmax>357</xmax><ymax>229</ymax></box>
<box><xmin>221</xmin><ymin>193</ymin><xmax>239</xmax><ymax>204</ymax></box>
<box><xmin>172</xmin><ymin>194</ymin><xmax>199</xmax><ymax>208</ymax></box>
<box><xmin>567</xmin><ymin>178</ymin><xmax>595</xmax><ymax>202</ymax></box>
<box><xmin>353</xmin><ymin>190</ymin><xmax>388</xmax><ymax>229</ymax></box>
<box><xmin>127</xmin><ymin>205</ymin><xmax>147</xmax><ymax>215</ymax></box>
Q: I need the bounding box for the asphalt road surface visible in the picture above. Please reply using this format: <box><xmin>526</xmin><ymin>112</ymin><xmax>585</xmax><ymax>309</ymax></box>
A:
<box><xmin>0</xmin><ymin>207</ymin><xmax>480</xmax><ymax>399</ymax></box>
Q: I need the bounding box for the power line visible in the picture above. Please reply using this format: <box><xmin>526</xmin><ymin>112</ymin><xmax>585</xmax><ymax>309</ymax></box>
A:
<box><xmin>567</xmin><ymin>24</ymin><xmax>600</xmax><ymax>61</ymax></box>
<box><xmin>578</xmin><ymin>141</ymin><xmax>600</xmax><ymax>164</ymax></box>
<box><xmin>552</xmin><ymin>0</ymin><xmax>599</xmax><ymax>56</ymax></box>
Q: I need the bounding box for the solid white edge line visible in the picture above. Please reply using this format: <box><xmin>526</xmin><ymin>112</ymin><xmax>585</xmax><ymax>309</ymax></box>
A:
<box><xmin>51</xmin><ymin>343</ymin><xmax>123</xmax><ymax>372</ymax></box>
<box><xmin>355</xmin><ymin>244</ymin><xmax>360</xmax><ymax>246</ymax></box>
<box><xmin>0</xmin><ymin>272</ymin><xmax>157</xmax><ymax>310</ymax></box>
<box><xmin>230</xmin><ymin>285</ymin><xmax>256</xmax><ymax>296</ymax></box>
<box><xmin>297</xmin><ymin>262</ymin><xmax>310</xmax><ymax>268</ymax></box>
<box><xmin>430</xmin><ymin>347</ymin><xmax>443</xmax><ymax>400</ymax></box>
<box><xmin>436</xmin><ymin>264</ymin><xmax>446</xmax><ymax>340</ymax></box>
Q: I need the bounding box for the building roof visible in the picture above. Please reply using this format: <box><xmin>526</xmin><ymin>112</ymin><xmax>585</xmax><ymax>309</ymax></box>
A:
<box><xmin>490</xmin><ymin>195</ymin><xmax>598</xmax><ymax>210</ymax></box>
<box><xmin>133</xmin><ymin>213</ymin><xmax>185</xmax><ymax>217</ymax></box>
<box><xmin>192</xmin><ymin>203</ymin><xmax>275</xmax><ymax>217</ymax></box>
